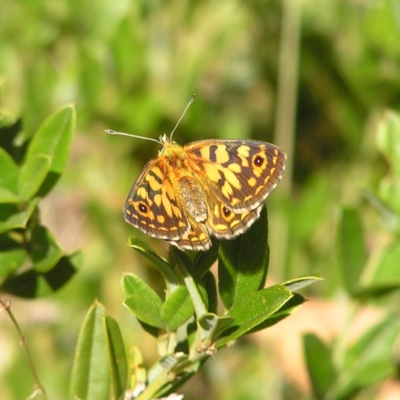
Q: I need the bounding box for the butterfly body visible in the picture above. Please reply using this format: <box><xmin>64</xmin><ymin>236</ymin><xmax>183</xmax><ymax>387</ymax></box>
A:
<box><xmin>123</xmin><ymin>136</ymin><xmax>286</xmax><ymax>251</ymax></box>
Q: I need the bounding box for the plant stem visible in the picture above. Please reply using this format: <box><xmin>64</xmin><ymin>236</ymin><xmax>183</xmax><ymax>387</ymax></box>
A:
<box><xmin>0</xmin><ymin>298</ymin><xmax>48</xmax><ymax>400</ymax></box>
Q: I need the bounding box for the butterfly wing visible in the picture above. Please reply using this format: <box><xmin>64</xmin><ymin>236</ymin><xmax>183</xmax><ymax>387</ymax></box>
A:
<box><xmin>170</xmin><ymin>204</ymin><xmax>261</xmax><ymax>250</ymax></box>
<box><xmin>124</xmin><ymin>157</ymin><xmax>190</xmax><ymax>241</ymax></box>
<box><xmin>168</xmin><ymin>215</ymin><xmax>212</xmax><ymax>251</ymax></box>
<box><xmin>185</xmin><ymin>139</ymin><xmax>287</xmax><ymax>213</ymax></box>
<box><xmin>203</xmin><ymin>193</ymin><xmax>264</xmax><ymax>239</ymax></box>
<box><xmin>124</xmin><ymin>139</ymin><xmax>286</xmax><ymax>251</ymax></box>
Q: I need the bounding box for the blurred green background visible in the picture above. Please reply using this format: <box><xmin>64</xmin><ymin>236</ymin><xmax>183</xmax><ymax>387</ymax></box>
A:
<box><xmin>1</xmin><ymin>0</ymin><xmax>400</xmax><ymax>399</ymax></box>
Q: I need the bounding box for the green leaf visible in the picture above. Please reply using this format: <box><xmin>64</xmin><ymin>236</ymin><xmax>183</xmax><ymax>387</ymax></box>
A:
<box><xmin>282</xmin><ymin>275</ymin><xmax>323</xmax><ymax>292</ymax></box>
<box><xmin>0</xmin><ymin>247</ymin><xmax>27</xmax><ymax>277</ymax></box>
<box><xmin>23</xmin><ymin>104</ymin><xmax>76</xmax><ymax>197</ymax></box>
<box><xmin>129</xmin><ymin>236</ymin><xmax>181</xmax><ymax>294</ymax></box>
<box><xmin>371</xmin><ymin>241</ymin><xmax>400</xmax><ymax>286</ymax></box>
<box><xmin>0</xmin><ymin>148</ymin><xmax>20</xmax><ymax>201</ymax></box>
<box><xmin>0</xmin><ymin>235</ymin><xmax>27</xmax><ymax>276</ymax></box>
<box><xmin>216</xmin><ymin>285</ymin><xmax>292</xmax><ymax>348</ymax></box>
<box><xmin>122</xmin><ymin>273</ymin><xmax>164</xmax><ymax>329</ymax></box>
<box><xmin>161</xmin><ymin>286</ymin><xmax>194</xmax><ymax>331</ymax></box>
<box><xmin>218</xmin><ymin>206</ymin><xmax>269</xmax><ymax>310</ymax></box>
<box><xmin>335</xmin><ymin>316</ymin><xmax>399</xmax><ymax>399</ymax></box>
<box><xmin>0</xmin><ymin>198</ymin><xmax>40</xmax><ymax>233</ymax></box>
<box><xmin>303</xmin><ymin>333</ymin><xmax>336</xmax><ymax>400</ymax></box>
<box><xmin>70</xmin><ymin>301</ymin><xmax>111</xmax><ymax>400</ymax></box>
<box><xmin>190</xmin><ymin>312</ymin><xmax>221</xmax><ymax>352</ymax></box>
<box><xmin>172</xmin><ymin>248</ymin><xmax>209</xmax><ymax>319</ymax></box>
<box><xmin>198</xmin><ymin>313</ymin><xmax>234</xmax><ymax>343</ymax></box>
<box><xmin>249</xmin><ymin>293</ymin><xmax>306</xmax><ymax>334</ymax></box>
<box><xmin>338</xmin><ymin>208</ymin><xmax>367</xmax><ymax>294</ymax></box>
<box><xmin>193</xmin><ymin>237</ymin><xmax>219</xmax><ymax>276</ymax></box>
<box><xmin>18</xmin><ymin>153</ymin><xmax>51</xmax><ymax>200</ymax></box>
<box><xmin>352</xmin><ymin>283</ymin><xmax>400</xmax><ymax>298</ymax></box>
<box><xmin>191</xmin><ymin>312</ymin><xmax>234</xmax><ymax>353</ymax></box>
<box><xmin>348</xmin><ymin>233</ymin><xmax>400</xmax><ymax>297</ymax></box>
<box><xmin>1</xmin><ymin>250</ymin><xmax>82</xmax><ymax>298</ymax></box>
<box><xmin>31</xmin><ymin>225</ymin><xmax>63</xmax><ymax>273</ymax></box>
<box><xmin>197</xmin><ymin>313</ymin><xmax>219</xmax><ymax>332</ymax></box>
<box><xmin>0</xmin><ymin>188</ymin><xmax>20</xmax><ymax>204</ymax></box>
<box><xmin>376</xmin><ymin>110</ymin><xmax>400</xmax><ymax>217</ymax></box>
<box><xmin>203</xmin><ymin>271</ymin><xmax>218</xmax><ymax>314</ymax></box>
<box><xmin>104</xmin><ymin>316</ymin><xmax>128</xmax><ymax>399</ymax></box>
<box><xmin>361</xmin><ymin>189</ymin><xmax>399</xmax><ymax>232</ymax></box>
<box><xmin>0</xmin><ymin>118</ymin><xmax>26</xmax><ymax>164</ymax></box>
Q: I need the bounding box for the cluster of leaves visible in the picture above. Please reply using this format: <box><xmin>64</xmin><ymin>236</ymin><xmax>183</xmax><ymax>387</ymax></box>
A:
<box><xmin>0</xmin><ymin>106</ymin><xmax>82</xmax><ymax>297</ymax></box>
<box><xmin>0</xmin><ymin>105</ymin><xmax>321</xmax><ymax>399</ymax></box>
<box><xmin>302</xmin><ymin>111</ymin><xmax>400</xmax><ymax>400</ymax></box>
<box><xmin>2</xmin><ymin>106</ymin><xmax>399</xmax><ymax>400</ymax></box>
<box><xmin>70</xmin><ymin>206</ymin><xmax>320</xmax><ymax>399</ymax></box>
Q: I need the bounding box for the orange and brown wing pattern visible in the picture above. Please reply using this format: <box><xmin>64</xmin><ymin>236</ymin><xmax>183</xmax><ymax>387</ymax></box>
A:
<box><xmin>203</xmin><ymin>192</ymin><xmax>264</xmax><ymax>239</ymax></box>
<box><xmin>123</xmin><ymin>138</ymin><xmax>286</xmax><ymax>251</ymax></box>
<box><xmin>123</xmin><ymin>157</ymin><xmax>190</xmax><ymax>241</ymax></box>
<box><xmin>185</xmin><ymin>139</ymin><xmax>287</xmax><ymax>212</ymax></box>
<box><xmin>168</xmin><ymin>215</ymin><xmax>211</xmax><ymax>251</ymax></box>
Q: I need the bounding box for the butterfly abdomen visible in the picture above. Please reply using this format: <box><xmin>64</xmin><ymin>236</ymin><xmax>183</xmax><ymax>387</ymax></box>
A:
<box><xmin>179</xmin><ymin>177</ymin><xmax>208</xmax><ymax>223</ymax></box>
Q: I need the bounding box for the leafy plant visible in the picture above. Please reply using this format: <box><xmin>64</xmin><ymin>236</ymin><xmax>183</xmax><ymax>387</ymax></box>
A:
<box><xmin>70</xmin><ymin>207</ymin><xmax>320</xmax><ymax>399</ymax></box>
<box><xmin>0</xmin><ymin>105</ymin><xmax>319</xmax><ymax>399</ymax></box>
<box><xmin>2</xmin><ymin>1</ymin><xmax>400</xmax><ymax>399</ymax></box>
<box><xmin>0</xmin><ymin>105</ymin><xmax>83</xmax><ymax>399</ymax></box>
<box><xmin>0</xmin><ymin>105</ymin><xmax>82</xmax><ymax>297</ymax></box>
<box><xmin>303</xmin><ymin>110</ymin><xmax>400</xmax><ymax>400</ymax></box>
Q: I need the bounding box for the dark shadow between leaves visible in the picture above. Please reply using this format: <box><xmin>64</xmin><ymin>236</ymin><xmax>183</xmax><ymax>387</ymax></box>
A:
<box><xmin>1</xmin><ymin>255</ymin><xmax>78</xmax><ymax>298</ymax></box>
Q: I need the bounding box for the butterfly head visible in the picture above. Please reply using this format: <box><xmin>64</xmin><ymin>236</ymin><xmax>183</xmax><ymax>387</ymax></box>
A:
<box><xmin>157</xmin><ymin>133</ymin><xmax>174</xmax><ymax>155</ymax></box>
<box><xmin>158</xmin><ymin>133</ymin><xmax>172</xmax><ymax>146</ymax></box>
<box><xmin>106</xmin><ymin>95</ymin><xmax>195</xmax><ymax>151</ymax></box>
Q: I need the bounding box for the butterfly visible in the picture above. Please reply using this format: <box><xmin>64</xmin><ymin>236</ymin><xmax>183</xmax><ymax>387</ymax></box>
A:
<box><xmin>107</xmin><ymin>96</ymin><xmax>286</xmax><ymax>251</ymax></box>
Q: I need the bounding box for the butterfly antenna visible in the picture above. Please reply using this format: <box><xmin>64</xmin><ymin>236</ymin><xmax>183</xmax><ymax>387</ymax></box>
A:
<box><xmin>170</xmin><ymin>94</ymin><xmax>195</xmax><ymax>141</ymax></box>
<box><xmin>106</xmin><ymin>94</ymin><xmax>195</xmax><ymax>144</ymax></box>
<box><xmin>105</xmin><ymin>129</ymin><xmax>162</xmax><ymax>144</ymax></box>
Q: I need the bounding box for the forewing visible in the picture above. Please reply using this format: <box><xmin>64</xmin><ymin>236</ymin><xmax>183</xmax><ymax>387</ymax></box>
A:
<box><xmin>124</xmin><ymin>158</ymin><xmax>190</xmax><ymax>240</ymax></box>
<box><xmin>185</xmin><ymin>139</ymin><xmax>286</xmax><ymax>212</ymax></box>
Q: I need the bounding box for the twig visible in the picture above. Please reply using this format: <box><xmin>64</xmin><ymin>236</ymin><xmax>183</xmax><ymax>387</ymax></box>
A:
<box><xmin>0</xmin><ymin>298</ymin><xmax>48</xmax><ymax>400</ymax></box>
